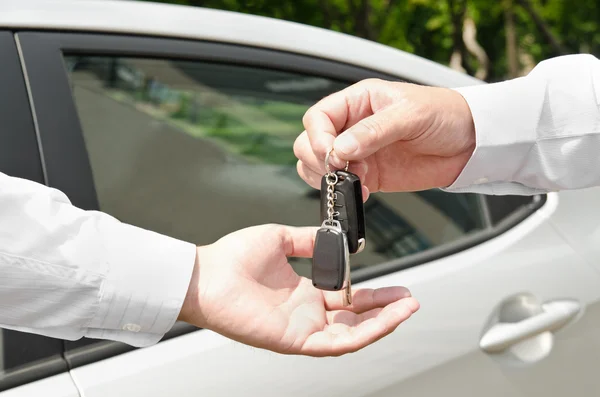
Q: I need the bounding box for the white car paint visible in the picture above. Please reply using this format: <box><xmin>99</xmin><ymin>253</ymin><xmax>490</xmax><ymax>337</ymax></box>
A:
<box><xmin>61</xmin><ymin>191</ymin><xmax>600</xmax><ymax>397</ymax></box>
<box><xmin>2</xmin><ymin>1</ymin><xmax>600</xmax><ymax>396</ymax></box>
<box><xmin>1</xmin><ymin>374</ymin><xmax>79</xmax><ymax>397</ymax></box>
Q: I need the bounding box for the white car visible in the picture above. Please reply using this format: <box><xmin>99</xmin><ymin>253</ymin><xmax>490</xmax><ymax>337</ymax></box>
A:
<box><xmin>1</xmin><ymin>0</ymin><xmax>599</xmax><ymax>396</ymax></box>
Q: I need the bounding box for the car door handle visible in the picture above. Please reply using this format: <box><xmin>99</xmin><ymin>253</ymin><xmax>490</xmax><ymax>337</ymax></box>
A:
<box><xmin>480</xmin><ymin>299</ymin><xmax>580</xmax><ymax>353</ymax></box>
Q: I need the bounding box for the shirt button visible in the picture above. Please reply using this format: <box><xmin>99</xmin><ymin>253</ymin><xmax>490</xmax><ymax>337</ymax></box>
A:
<box><xmin>474</xmin><ymin>177</ymin><xmax>489</xmax><ymax>184</ymax></box>
<box><xmin>122</xmin><ymin>323</ymin><xmax>141</xmax><ymax>332</ymax></box>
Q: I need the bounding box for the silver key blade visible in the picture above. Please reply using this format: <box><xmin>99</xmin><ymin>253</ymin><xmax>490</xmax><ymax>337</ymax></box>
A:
<box><xmin>343</xmin><ymin>280</ymin><xmax>352</xmax><ymax>307</ymax></box>
<box><xmin>342</xmin><ymin>231</ymin><xmax>352</xmax><ymax>307</ymax></box>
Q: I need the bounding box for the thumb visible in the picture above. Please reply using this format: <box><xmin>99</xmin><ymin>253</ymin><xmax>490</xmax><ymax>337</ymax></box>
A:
<box><xmin>333</xmin><ymin>105</ymin><xmax>420</xmax><ymax>161</ymax></box>
<box><xmin>281</xmin><ymin>225</ymin><xmax>320</xmax><ymax>258</ymax></box>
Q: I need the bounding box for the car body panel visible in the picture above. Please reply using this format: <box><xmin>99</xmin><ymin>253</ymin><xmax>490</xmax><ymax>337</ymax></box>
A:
<box><xmin>543</xmin><ymin>186</ymin><xmax>600</xmax><ymax>276</ymax></box>
<box><xmin>67</xmin><ymin>193</ymin><xmax>600</xmax><ymax>397</ymax></box>
<box><xmin>0</xmin><ymin>374</ymin><xmax>79</xmax><ymax>397</ymax></box>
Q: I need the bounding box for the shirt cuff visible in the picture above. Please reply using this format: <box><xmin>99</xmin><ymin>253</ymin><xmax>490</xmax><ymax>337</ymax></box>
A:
<box><xmin>84</xmin><ymin>218</ymin><xmax>197</xmax><ymax>347</ymax></box>
<box><xmin>442</xmin><ymin>76</ymin><xmax>548</xmax><ymax>195</ymax></box>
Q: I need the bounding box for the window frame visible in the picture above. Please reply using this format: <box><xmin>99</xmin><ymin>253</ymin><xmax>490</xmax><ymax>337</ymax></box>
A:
<box><xmin>0</xmin><ymin>31</ymin><xmax>69</xmax><ymax>392</ymax></box>
<box><xmin>16</xmin><ymin>30</ymin><xmax>546</xmax><ymax>367</ymax></box>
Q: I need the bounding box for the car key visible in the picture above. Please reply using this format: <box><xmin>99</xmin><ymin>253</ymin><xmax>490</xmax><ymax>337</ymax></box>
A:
<box><xmin>319</xmin><ymin>169</ymin><xmax>366</xmax><ymax>254</ymax></box>
<box><xmin>311</xmin><ymin>150</ymin><xmax>353</xmax><ymax>306</ymax></box>
<box><xmin>312</xmin><ymin>219</ymin><xmax>350</xmax><ymax>292</ymax></box>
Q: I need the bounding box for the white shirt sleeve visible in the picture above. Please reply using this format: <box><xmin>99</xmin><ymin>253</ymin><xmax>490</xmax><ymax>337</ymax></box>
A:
<box><xmin>443</xmin><ymin>53</ymin><xmax>600</xmax><ymax>195</ymax></box>
<box><xmin>0</xmin><ymin>171</ymin><xmax>196</xmax><ymax>347</ymax></box>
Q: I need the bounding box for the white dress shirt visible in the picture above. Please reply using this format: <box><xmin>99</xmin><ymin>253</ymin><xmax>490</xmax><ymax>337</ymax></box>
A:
<box><xmin>446</xmin><ymin>53</ymin><xmax>600</xmax><ymax>195</ymax></box>
<box><xmin>0</xmin><ymin>171</ymin><xmax>196</xmax><ymax>347</ymax></box>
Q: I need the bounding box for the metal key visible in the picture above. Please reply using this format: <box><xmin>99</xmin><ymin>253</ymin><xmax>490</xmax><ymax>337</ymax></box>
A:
<box><xmin>319</xmin><ymin>169</ymin><xmax>366</xmax><ymax>254</ymax></box>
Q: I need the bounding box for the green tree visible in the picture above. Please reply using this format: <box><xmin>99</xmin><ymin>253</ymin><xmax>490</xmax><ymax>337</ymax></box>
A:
<box><xmin>142</xmin><ymin>0</ymin><xmax>599</xmax><ymax>82</ymax></box>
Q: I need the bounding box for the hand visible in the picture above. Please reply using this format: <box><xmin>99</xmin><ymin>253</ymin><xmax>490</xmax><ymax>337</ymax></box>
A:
<box><xmin>178</xmin><ymin>224</ymin><xmax>419</xmax><ymax>357</ymax></box>
<box><xmin>294</xmin><ymin>79</ymin><xmax>476</xmax><ymax>194</ymax></box>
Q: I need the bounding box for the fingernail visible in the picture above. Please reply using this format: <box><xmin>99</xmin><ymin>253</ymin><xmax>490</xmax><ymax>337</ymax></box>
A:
<box><xmin>335</xmin><ymin>134</ymin><xmax>358</xmax><ymax>155</ymax></box>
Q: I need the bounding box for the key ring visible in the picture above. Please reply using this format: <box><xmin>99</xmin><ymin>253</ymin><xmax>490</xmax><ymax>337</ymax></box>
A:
<box><xmin>324</xmin><ymin>147</ymin><xmax>349</xmax><ymax>175</ymax></box>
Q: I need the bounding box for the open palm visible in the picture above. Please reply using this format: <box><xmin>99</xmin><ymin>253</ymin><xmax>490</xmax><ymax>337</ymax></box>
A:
<box><xmin>180</xmin><ymin>224</ymin><xmax>419</xmax><ymax>356</ymax></box>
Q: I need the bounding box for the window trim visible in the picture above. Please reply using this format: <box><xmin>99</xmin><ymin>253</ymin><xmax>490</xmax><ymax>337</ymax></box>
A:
<box><xmin>16</xmin><ymin>30</ymin><xmax>546</xmax><ymax>368</ymax></box>
<box><xmin>0</xmin><ymin>31</ymin><xmax>68</xmax><ymax>392</ymax></box>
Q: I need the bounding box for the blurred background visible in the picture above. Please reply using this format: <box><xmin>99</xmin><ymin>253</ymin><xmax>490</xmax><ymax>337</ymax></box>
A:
<box><xmin>143</xmin><ymin>0</ymin><xmax>600</xmax><ymax>82</ymax></box>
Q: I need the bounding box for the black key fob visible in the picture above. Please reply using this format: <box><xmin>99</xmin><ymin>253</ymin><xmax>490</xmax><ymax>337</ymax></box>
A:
<box><xmin>312</xmin><ymin>220</ymin><xmax>349</xmax><ymax>291</ymax></box>
<box><xmin>320</xmin><ymin>170</ymin><xmax>366</xmax><ymax>254</ymax></box>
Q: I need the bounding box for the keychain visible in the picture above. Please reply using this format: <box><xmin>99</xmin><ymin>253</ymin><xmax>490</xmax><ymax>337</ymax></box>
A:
<box><xmin>312</xmin><ymin>148</ymin><xmax>366</xmax><ymax>306</ymax></box>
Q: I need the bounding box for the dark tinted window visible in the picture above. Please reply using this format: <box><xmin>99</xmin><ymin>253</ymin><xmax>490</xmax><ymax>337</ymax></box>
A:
<box><xmin>63</xmin><ymin>55</ymin><xmax>488</xmax><ymax>278</ymax></box>
<box><xmin>485</xmin><ymin>195</ymin><xmax>535</xmax><ymax>225</ymax></box>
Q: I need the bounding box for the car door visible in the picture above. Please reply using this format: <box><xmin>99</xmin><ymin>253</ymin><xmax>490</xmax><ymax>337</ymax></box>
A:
<box><xmin>17</xmin><ymin>31</ymin><xmax>600</xmax><ymax>397</ymax></box>
<box><xmin>0</xmin><ymin>31</ymin><xmax>79</xmax><ymax>397</ymax></box>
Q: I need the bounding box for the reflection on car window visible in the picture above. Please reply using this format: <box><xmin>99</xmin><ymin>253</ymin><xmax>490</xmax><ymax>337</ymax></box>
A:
<box><xmin>64</xmin><ymin>55</ymin><xmax>486</xmax><ymax>277</ymax></box>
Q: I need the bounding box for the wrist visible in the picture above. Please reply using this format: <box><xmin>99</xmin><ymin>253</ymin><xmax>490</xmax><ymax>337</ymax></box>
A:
<box><xmin>177</xmin><ymin>246</ymin><xmax>204</xmax><ymax>325</ymax></box>
<box><xmin>452</xmin><ymin>87</ymin><xmax>476</xmax><ymax>156</ymax></box>
<box><xmin>436</xmin><ymin>87</ymin><xmax>476</xmax><ymax>188</ymax></box>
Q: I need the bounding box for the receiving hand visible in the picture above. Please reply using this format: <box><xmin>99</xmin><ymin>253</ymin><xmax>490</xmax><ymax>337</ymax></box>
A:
<box><xmin>178</xmin><ymin>224</ymin><xmax>419</xmax><ymax>357</ymax></box>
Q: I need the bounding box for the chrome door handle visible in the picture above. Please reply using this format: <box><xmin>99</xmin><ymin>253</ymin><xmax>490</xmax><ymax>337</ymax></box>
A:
<box><xmin>480</xmin><ymin>300</ymin><xmax>580</xmax><ymax>353</ymax></box>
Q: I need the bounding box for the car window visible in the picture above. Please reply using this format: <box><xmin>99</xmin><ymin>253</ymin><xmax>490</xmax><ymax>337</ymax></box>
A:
<box><xmin>63</xmin><ymin>55</ymin><xmax>487</xmax><ymax>276</ymax></box>
<box><xmin>63</xmin><ymin>55</ymin><xmax>488</xmax><ymax>278</ymax></box>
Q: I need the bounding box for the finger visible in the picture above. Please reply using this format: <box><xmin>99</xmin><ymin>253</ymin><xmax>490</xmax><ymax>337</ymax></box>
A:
<box><xmin>301</xmin><ymin>297</ymin><xmax>419</xmax><ymax>356</ymax></box>
<box><xmin>343</xmin><ymin>297</ymin><xmax>419</xmax><ymax>350</ymax></box>
<box><xmin>296</xmin><ymin>130</ymin><xmax>365</xmax><ymax>174</ymax></box>
<box><xmin>295</xmin><ymin>131</ymin><xmax>343</xmax><ymax>173</ymax></box>
<box><xmin>296</xmin><ymin>158</ymin><xmax>370</xmax><ymax>195</ymax></box>
<box><xmin>296</xmin><ymin>160</ymin><xmax>322</xmax><ymax>190</ymax></box>
<box><xmin>294</xmin><ymin>130</ymin><xmax>371</xmax><ymax>195</ymax></box>
<box><xmin>333</xmin><ymin>104</ymin><xmax>429</xmax><ymax>161</ymax></box>
<box><xmin>294</xmin><ymin>132</ymin><xmax>326</xmax><ymax>174</ymax></box>
<box><xmin>281</xmin><ymin>226</ymin><xmax>319</xmax><ymax>258</ymax></box>
<box><xmin>303</xmin><ymin>81</ymin><xmax>379</xmax><ymax>161</ymax></box>
<box><xmin>295</xmin><ymin>149</ymin><xmax>369</xmax><ymax>182</ymax></box>
<box><xmin>323</xmin><ymin>286</ymin><xmax>412</xmax><ymax>314</ymax></box>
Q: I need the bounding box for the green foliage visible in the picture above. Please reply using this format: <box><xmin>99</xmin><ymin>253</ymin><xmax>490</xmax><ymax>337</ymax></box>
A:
<box><xmin>142</xmin><ymin>0</ymin><xmax>599</xmax><ymax>81</ymax></box>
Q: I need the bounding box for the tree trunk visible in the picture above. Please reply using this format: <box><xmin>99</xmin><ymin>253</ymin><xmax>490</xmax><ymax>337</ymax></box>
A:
<box><xmin>516</xmin><ymin>0</ymin><xmax>566</xmax><ymax>56</ymax></box>
<box><xmin>447</xmin><ymin>0</ymin><xmax>475</xmax><ymax>76</ymax></box>
<box><xmin>463</xmin><ymin>18</ymin><xmax>490</xmax><ymax>80</ymax></box>
<box><xmin>504</xmin><ymin>0</ymin><xmax>519</xmax><ymax>78</ymax></box>
<box><xmin>319</xmin><ymin>0</ymin><xmax>333</xmax><ymax>29</ymax></box>
<box><xmin>449</xmin><ymin>51</ymin><xmax>466</xmax><ymax>74</ymax></box>
<box><xmin>354</xmin><ymin>0</ymin><xmax>374</xmax><ymax>40</ymax></box>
